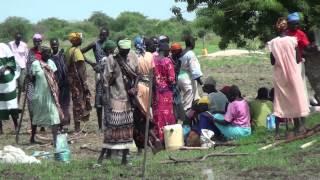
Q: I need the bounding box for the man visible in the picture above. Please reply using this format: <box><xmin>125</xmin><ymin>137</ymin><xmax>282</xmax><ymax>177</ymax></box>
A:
<box><xmin>50</xmin><ymin>38</ymin><xmax>70</xmax><ymax>130</ymax></box>
<box><xmin>178</xmin><ymin>36</ymin><xmax>203</xmax><ymax>111</ymax></box>
<box><xmin>0</xmin><ymin>43</ymin><xmax>20</xmax><ymax>134</ymax></box>
<box><xmin>65</xmin><ymin>32</ymin><xmax>92</xmax><ymax>132</ymax></box>
<box><xmin>8</xmin><ymin>32</ymin><xmax>28</xmax><ymax>102</ymax></box>
<box><xmin>82</xmin><ymin>27</ymin><xmax>109</xmax><ymax>131</ymax></box>
<box><xmin>98</xmin><ymin>38</ymin><xmax>138</xmax><ymax>165</ymax></box>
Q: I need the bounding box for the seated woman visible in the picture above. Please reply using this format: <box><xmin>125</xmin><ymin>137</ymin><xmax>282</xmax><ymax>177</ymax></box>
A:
<box><xmin>249</xmin><ymin>87</ymin><xmax>273</xmax><ymax>128</ymax></box>
<box><xmin>199</xmin><ymin>85</ymin><xmax>251</xmax><ymax>140</ymax></box>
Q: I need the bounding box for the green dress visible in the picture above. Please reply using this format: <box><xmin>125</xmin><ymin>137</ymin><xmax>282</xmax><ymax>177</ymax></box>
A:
<box><xmin>31</xmin><ymin>60</ymin><xmax>60</xmax><ymax>126</ymax></box>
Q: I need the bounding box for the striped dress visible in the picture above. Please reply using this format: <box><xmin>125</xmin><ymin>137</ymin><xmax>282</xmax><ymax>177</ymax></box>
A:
<box><xmin>0</xmin><ymin>43</ymin><xmax>20</xmax><ymax>120</ymax></box>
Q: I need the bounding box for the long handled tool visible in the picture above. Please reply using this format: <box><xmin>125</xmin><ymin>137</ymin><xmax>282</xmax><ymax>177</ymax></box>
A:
<box><xmin>16</xmin><ymin>79</ymin><xmax>28</xmax><ymax>144</ymax></box>
<box><xmin>141</xmin><ymin>71</ymin><xmax>153</xmax><ymax>180</ymax></box>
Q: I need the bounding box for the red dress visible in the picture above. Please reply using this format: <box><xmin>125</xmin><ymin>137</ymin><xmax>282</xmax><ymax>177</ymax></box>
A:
<box><xmin>152</xmin><ymin>56</ymin><xmax>176</xmax><ymax>142</ymax></box>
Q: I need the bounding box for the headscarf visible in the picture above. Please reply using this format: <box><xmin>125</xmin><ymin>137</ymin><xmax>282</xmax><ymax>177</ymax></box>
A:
<box><xmin>33</xmin><ymin>33</ymin><xmax>43</xmax><ymax>40</ymax></box>
<box><xmin>170</xmin><ymin>42</ymin><xmax>182</xmax><ymax>51</ymax></box>
<box><xmin>288</xmin><ymin>12</ymin><xmax>300</xmax><ymax>22</ymax></box>
<box><xmin>118</xmin><ymin>39</ymin><xmax>131</xmax><ymax>49</ymax></box>
<box><xmin>220</xmin><ymin>86</ymin><xmax>231</xmax><ymax>95</ymax></box>
<box><xmin>204</xmin><ymin>76</ymin><xmax>216</xmax><ymax>87</ymax></box>
<box><xmin>68</xmin><ymin>32</ymin><xmax>82</xmax><ymax>43</ymax></box>
<box><xmin>134</xmin><ymin>36</ymin><xmax>145</xmax><ymax>54</ymax></box>
<box><xmin>102</xmin><ymin>40</ymin><xmax>117</xmax><ymax>51</ymax></box>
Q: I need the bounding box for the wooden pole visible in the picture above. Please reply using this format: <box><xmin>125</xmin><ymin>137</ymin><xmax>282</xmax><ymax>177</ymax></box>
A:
<box><xmin>141</xmin><ymin>71</ymin><xmax>153</xmax><ymax>180</ymax></box>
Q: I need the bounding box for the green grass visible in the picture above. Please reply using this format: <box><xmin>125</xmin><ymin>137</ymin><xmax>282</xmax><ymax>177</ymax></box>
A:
<box><xmin>1</xmin><ymin>48</ymin><xmax>319</xmax><ymax>179</ymax></box>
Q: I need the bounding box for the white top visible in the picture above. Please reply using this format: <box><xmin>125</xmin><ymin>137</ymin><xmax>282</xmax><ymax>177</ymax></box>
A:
<box><xmin>8</xmin><ymin>41</ymin><xmax>28</xmax><ymax>69</ymax></box>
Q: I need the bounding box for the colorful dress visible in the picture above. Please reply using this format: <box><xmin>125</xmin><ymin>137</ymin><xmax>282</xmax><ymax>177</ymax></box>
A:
<box><xmin>102</xmin><ymin>52</ymin><xmax>138</xmax><ymax>149</ymax></box>
<box><xmin>268</xmin><ymin>36</ymin><xmax>310</xmax><ymax>118</ymax></box>
<box><xmin>152</xmin><ymin>55</ymin><xmax>176</xmax><ymax>142</ymax></box>
<box><xmin>133</xmin><ymin>52</ymin><xmax>154</xmax><ymax>148</ymax></box>
<box><xmin>0</xmin><ymin>43</ymin><xmax>20</xmax><ymax>120</ymax></box>
<box><xmin>65</xmin><ymin>47</ymin><xmax>91</xmax><ymax>122</ymax></box>
<box><xmin>178</xmin><ymin>50</ymin><xmax>203</xmax><ymax>110</ymax></box>
<box><xmin>30</xmin><ymin>60</ymin><xmax>60</xmax><ymax>126</ymax></box>
<box><xmin>52</xmin><ymin>49</ymin><xmax>70</xmax><ymax>125</ymax></box>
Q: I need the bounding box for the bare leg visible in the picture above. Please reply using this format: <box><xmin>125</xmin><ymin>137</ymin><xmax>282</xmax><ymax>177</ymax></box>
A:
<box><xmin>293</xmin><ymin>118</ymin><xmax>300</xmax><ymax>136</ymax></box>
<box><xmin>0</xmin><ymin>121</ymin><xmax>3</xmax><ymax>135</ymax></box>
<box><xmin>106</xmin><ymin>149</ymin><xmax>112</xmax><ymax>159</ymax></box>
<box><xmin>30</xmin><ymin>125</ymin><xmax>38</xmax><ymax>143</ymax></box>
<box><xmin>121</xmin><ymin>149</ymin><xmax>129</xmax><ymax>165</ymax></box>
<box><xmin>275</xmin><ymin>117</ymin><xmax>280</xmax><ymax>139</ymax></box>
<box><xmin>299</xmin><ymin>117</ymin><xmax>306</xmax><ymax>133</ymax></box>
<box><xmin>51</xmin><ymin>124</ymin><xmax>59</xmax><ymax>147</ymax></box>
<box><xmin>98</xmin><ymin>148</ymin><xmax>107</xmax><ymax>164</ymax></box>
<box><xmin>74</xmin><ymin>121</ymin><xmax>81</xmax><ymax>133</ymax></box>
<box><xmin>11</xmin><ymin>113</ymin><xmax>18</xmax><ymax>131</ymax></box>
<box><xmin>97</xmin><ymin>107</ymin><xmax>102</xmax><ymax>131</ymax></box>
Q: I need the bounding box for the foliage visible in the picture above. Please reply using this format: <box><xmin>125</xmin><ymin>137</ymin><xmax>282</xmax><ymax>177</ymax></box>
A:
<box><xmin>0</xmin><ymin>17</ymin><xmax>32</xmax><ymax>42</ymax></box>
<box><xmin>176</xmin><ymin>0</ymin><xmax>320</xmax><ymax>49</ymax></box>
<box><xmin>0</xmin><ymin>11</ymin><xmax>201</xmax><ymax>44</ymax></box>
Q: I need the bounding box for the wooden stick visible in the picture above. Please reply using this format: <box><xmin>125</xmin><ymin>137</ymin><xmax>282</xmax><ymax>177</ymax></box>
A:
<box><xmin>179</xmin><ymin>146</ymin><xmax>210</xmax><ymax>150</ymax></box>
<box><xmin>160</xmin><ymin>152</ymin><xmax>249</xmax><ymax>164</ymax></box>
<box><xmin>301</xmin><ymin>140</ymin><xmax>317</xmax><ymax>149</ymax></box>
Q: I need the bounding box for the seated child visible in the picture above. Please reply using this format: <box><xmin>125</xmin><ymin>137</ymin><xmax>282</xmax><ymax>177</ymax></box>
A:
<box><xmin>199</xmin><ymin>85</ymin><xmax>251</xmax><ymax>140</ymax></box>
<box><xmin>249</xmin><ymin>87</ymin><xmax>273</xmax><ymax>128</ymax></box>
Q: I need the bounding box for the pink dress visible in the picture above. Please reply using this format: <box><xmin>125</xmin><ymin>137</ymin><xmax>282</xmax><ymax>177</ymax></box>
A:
<box><xmin>152</xmin><ymin>56</ymin><xmax>176</xmax><ymax>142</ymax></box>
<box><xmin>269</xmin><ymin>36</ymin><xmax>310</xmax><ymax>118</ymax></box>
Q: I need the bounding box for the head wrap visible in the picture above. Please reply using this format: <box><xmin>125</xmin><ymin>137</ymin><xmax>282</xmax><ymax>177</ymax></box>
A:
<box><xmin>68</xmin><ymin>32</ymin><xmax>82</xmax><ymax>43</ymax></box>
<box><xmin>102</xmin><ymin>40</ymin><xmax>117</xmax><ymax>51</ymax></box>
<box><xmin>118</xmin><ymin>39</ymin><xmax>131</xmax><ymax>49</ymax></box>
<box><xmin>204</xmin><ymin>76</ymin><xmax>216</xmax><ymax>86</ymax></box>
<box><xmin>134</xmin><ymin>36</ymin><xmax>145</xmax><ymax>54</ymax></box>
<box><xmin>171</xmin><ymin>42</ymin><xmax>182</xmax><ymax>51</ymax></box>
<box><xmin>220</xmin><ymin>86</ymin><xmax>231</xmax><ymax>95</ymax></box>
<box><xmin>33</xmin><ymin>33</ymin><xmax>43</xmax><ymax>40</ymax></box>
<box><xmin>288</xmin><ymin>12</ymin><xmax>300</xmax><ymax>22</ymax></box>
<box><xmin>159</xmin><ymin>35</ymin><xmax>169</xmax><ymax>43</ymax></box>
<box><xmin>158</xmin><ymin>42</ymin><xmax>170</xmax><ymax>51</ymax></box>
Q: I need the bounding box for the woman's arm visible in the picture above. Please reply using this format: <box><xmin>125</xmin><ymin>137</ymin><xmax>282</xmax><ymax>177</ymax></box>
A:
<box><xmin>81</xmin><ymin>42</ymin><xmax>96</xmax><ymax>54</ymax></box>
<box><xmin>270</xmin><ymin>53</ymin><xmax>275</xmax><ymax>65</ymax></box>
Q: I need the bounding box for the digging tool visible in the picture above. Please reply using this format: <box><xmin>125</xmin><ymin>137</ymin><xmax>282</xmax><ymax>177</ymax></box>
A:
<box><xmin>141</xmin><ymin>71</ymin><xmax>153</xmax><ymax>180</ymax></box>
<box><xmin>15</xmin><ymin>78</ymin><xmax>28</xmax><ymax>144</ymax></box>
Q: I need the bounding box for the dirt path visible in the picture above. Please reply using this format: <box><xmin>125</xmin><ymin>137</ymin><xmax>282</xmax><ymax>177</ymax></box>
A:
<box><xmin>202</xmin><ymin>49</ymin><xmax>265</xmax><ymax>58</ymax></box>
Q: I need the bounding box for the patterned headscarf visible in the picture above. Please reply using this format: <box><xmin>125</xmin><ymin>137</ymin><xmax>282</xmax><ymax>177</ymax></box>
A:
<box><xmin>68</xmin><ymin>32</ymin><xmax>82</xmax><ymax>44</ymax></box>
<box><xmin>134</xmin><ymin>36</ymin><xmax>145</xmax><ymax>55</ymax></box>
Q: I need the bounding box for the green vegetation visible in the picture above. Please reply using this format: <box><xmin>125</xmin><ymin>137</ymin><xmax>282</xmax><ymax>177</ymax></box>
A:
<box><xmin>0</xmin><ymin>11</ymin><xmax>208</xmax><ymax>44</ymax></box>
<box><xmin>1</xmin><ymin>55</ymin><xmax>319</xmax><ymax>179</ymax></box>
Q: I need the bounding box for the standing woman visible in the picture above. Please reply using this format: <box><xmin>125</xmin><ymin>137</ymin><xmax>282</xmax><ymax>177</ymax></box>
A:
<box><xmin>269</xmin><ymin>23</ymin><xmax>310</xmax><ymax>136</ymax></box>
<box><xmin>29</xmin><ymin>47</ymin><xmax>62</xmax><ymax>146</ymax></box>
<box><xmin>26</xmin><ymin>33</ymin><xmax>45</xmax><ymax>137</ymax></box>
<box><xmin>65</xmin><ymin>32</ymin><xmax>92</xmax><ymax>132</ymax></box>
<box><xmin>152</xmin><ymin>43</ymin><xmax>176</xmax><ymax>144</ymax></box>
<box><xmin>0</xmin><ymin>43</ymin><xmax>20</xmax><ymax>134</ymax></box>
<box><xmin>98</xmin><ymin>39</ymin><xmax>138</xmax><ymax>165</ymax></box>
<box><xmin>50</xmin><ymin>38</ymin><xmax>70</xmax><ymax>129</ymax></box>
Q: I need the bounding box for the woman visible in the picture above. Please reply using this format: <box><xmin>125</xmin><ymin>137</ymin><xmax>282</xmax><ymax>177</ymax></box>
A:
<box><xmin>249</xmin><ymin>87</ymin><xmax>273</xmax><ymax>128</ymax></box>
<box><xmin>29</xmin><ymin>47</ymin><xmax>62</xmax><ymax>146</ymax></box>
<box><xmin>0</xmin><ymin>43</ymin><xmax>20</xmax><ymax>134</ymax></box>
<box><xmin>269</xmin><ymin>19</ymin><xmax>310</xmax><ymax>136</ymax></box>
<box><xmin>98</xmin><ymin>39</ymin><xmax>137</xmax><ymax>165</ymax></box>
<box><xmin>50</xmin><ymin>38</ymin><xmax>70</xmax><ymax>129</ymax></box>
<box><xmin>178</xmin><ymin>36</ymin><xmax>203</xmax><ymax>111</ymax></box>
<box><xmin>152</xmin><ymin>42</ymin><xmax>176</xmax><ymax>143</ymax></box>
<box><xmin>201</xmin><ymin>85</ymin><xmax>251</xmax><ymax>140</ymax></box>
<box><xmin>65</xmin><ymin>32</ymin><xmax>92</xmax><ymax>132</ymax></box>
<box><xmin>132</xmin><ymin>37</ymin><xmax>161</xmax><ymax>153</ymax></box>
<box><xmin>26</xmin><ymin>33</ymin><xmax>46</xmax><ymax>137</ymax></box>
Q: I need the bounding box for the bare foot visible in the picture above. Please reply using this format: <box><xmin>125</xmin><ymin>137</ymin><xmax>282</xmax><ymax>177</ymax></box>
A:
<box><xmin>275</xmin><ymin>134</ymin><xmax>281</xmax><ymax>140</ymax></box>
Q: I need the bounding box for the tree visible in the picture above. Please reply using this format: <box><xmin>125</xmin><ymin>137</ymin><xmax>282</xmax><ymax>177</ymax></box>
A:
<box><xmin>176</xmin><ymin>0</ymin><xmax>320</xmax><ymax>99</ymax></box>
<box><xmin>88</xmin><ymin>11</ymin><xmax>114</xmax><ymax>28</ymax></box>
<box><xmin>0</xmin><ymin>16</ymin><xmax>32</xmax><ymax>42</ymax></box>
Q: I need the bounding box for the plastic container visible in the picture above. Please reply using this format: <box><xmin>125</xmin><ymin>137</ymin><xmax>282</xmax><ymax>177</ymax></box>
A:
<box><xmin>55</xmin><ymin>133</ymin><xmax>71</xmax><ymax>163</ymax></box>
<box><xmin>164</xmin><ymin>124</ymin><xmax>184</xmax><ymax>151</ymax></box>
